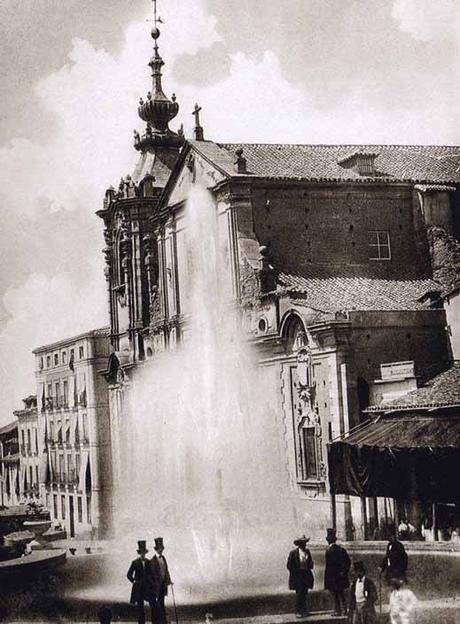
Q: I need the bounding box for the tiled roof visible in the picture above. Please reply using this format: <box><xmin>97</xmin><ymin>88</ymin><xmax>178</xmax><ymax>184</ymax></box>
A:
<box><xmin>192</xmin><ymin>141</ymin><xmax>460</xmax><ymax>183</ymax></box>
<box><xmin>369</xmin><ymin>362</ymin><xmax>460</xmax><ymax>412</ymax></box>
<box><xmin>278</xmin><ymin>271</ymin><xmax>441</xmax><ymax>312</ymax></box>
<box><xmin>342</xmin><ymin>415</ymin><xmax>460</xmax><ymax>448</ymax></box>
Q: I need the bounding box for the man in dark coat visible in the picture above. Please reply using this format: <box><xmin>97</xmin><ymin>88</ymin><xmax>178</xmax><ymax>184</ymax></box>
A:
<box><xmin>287</xmin><ymin>534</ymin><xmax>314</xmax><ymax>617</ymax></box>
<box><xmin>324</xmin><ymin>528</ymin><xmax>351</xmax><ymax>616</ymax></box>
<box><xmin>380</xmin><ymin>534</ymin><xmax>408</xmax><ymax>584</ymax></box>
<box><xmin>150</xmin><ymin>537</ymin><xmax>172</xmax><ymax>624</ymax></box>
<box><xmin>127</xmin><ymin>540</ymin><xmax>156</xmax><ymax>624</ymax></box>
<box><xmin>349</xmin><ymin>561</ymin><xmax>377</xmax><ymax>624</ymax></box>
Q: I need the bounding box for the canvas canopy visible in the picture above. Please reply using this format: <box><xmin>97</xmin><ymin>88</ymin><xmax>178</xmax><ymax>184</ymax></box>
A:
<box><xmin>328</xmin><ymin>415</ymin><xmax>460</xmax><ymax>503</ymax></box>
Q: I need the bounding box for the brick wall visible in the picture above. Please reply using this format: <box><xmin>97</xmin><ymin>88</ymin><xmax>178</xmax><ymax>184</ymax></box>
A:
<box><xmin>251</xmin><ymin>184</ymin><xmax>430</xmax><ymax>279</ymax></box>
<box><xmin>350</xmin><ymin>310</ymin><xmax>450</xmax><ymax>388</ymax></box>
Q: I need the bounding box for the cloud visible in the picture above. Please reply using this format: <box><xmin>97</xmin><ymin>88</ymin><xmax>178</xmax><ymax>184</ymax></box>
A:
<box><xmin>391</xmin><ymin>0</ymin><xmax>460</xmax><ymax>42</ymax></box>
<box><xmin>0</xmin><ymin>268</ymin><xmax>107</xmax><ymax>421</ymax></box>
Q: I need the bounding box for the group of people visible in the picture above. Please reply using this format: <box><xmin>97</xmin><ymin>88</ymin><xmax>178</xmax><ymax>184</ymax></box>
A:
<box><xmin>126</xmin><ymin>537</ymin><xmax>172</xmax><ymax>624</ymax></box>
<box><xmin>287</xmin><ymin>528</ymin><xmax>417</xmax><ymax>623</ymax></box>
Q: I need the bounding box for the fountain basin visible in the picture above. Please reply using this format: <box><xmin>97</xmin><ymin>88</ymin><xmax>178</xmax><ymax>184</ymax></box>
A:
<box><xmin>0</xmin><ymin>548</ymin><xmax>66</xmax><ymax>585</ymax></box>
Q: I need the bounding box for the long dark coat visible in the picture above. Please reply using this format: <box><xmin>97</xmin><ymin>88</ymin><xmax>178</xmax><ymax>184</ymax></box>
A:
<box><xmin>150</xmin><ymin>554</ymin><xmax>172</xmax><ymax>598</ymax></box>
<box><xmin>127</xmin><ymin>557</ymin><xmax>155</xmax><ymax>604</ymax></box>
<box><xmin>381</xmin><ymin>539</ymin><xmax>408</xmax><ymax>581</ymax></box>
<box><xmin>287</xmin><ymin>547</ymin><xmax>314</xmax><ymax>591</ymax></box>
<box><xmin>324</xmin><ymin>543</ymin><xmax>350</xmax><ymax>592</ymax></box>
<box><xmin>349</xmin><ymin>577</ymin><xmax>377</xmax><ymax>622</ymax></box>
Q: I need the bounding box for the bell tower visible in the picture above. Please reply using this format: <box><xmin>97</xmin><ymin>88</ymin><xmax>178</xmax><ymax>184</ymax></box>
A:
<box><xmin>97</xmin><ymin>0</ymin><xmax>184</xmax><ymax>363</ymax></box>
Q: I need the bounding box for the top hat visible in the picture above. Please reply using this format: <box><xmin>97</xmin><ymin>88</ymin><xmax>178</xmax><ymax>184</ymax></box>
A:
<box><xmin>154</xmin><ymin>537</ymin><xmax>164</xmax><ymax>550</ymax></box>
<box><xmin>137</xmin><ymin>540</ymin><xmax>149</xmax><ymax>554</ymax></box>
<box><xmin>293</xmin><ymin>534</ymin><xmax>310</xmax><ymax>546</ymax></box>
<box><xmin>326</xmin><ymin>528</ymin><xmax>337</xmax><ymax>541</ymax></box>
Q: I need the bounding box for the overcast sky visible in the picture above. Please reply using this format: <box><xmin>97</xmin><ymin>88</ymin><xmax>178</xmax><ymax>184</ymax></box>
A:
<box><xmin>0</xmin><ymin>0</ymin><xmax>459</xmax><ymax>424</ymax></box>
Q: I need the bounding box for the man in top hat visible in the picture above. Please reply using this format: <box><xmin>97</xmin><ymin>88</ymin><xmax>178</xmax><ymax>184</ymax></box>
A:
<box><xmin>287</xmin><ymin>534</ymin><xmax>314</xmax><ymax>617</ymax></box>
<box><xmin>380</xmin><ymin>533</ymin><xmax>408</xmax><ymax>584</ymax></box>
<box><xmin>127</xmin><ymin>540</ymin><xmax>156</xmax><ymax>624</ymax></box>
<box><xmin>349</xmin><ymin>561</ymin><xmax>377</xmax><ymax>624</ymax></box>
<box><xmin>324</xmin><ymin>528</ymin><xmax>351</xmax><ymax>616</ymax></box>
<box><xmin>150</xmin><ymin>537</ymin><xmax>172</xmax><ymax>624</ymax></box>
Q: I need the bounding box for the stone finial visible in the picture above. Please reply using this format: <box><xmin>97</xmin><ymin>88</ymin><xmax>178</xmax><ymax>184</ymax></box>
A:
<box><xmin>234</xmin><ymin>148</ymin><xmax>247</xmax><ymax>174</ymax></box>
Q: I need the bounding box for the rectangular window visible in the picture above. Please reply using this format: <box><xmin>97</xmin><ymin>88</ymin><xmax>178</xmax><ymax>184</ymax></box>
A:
<box><xmin>79</xmin><ymin>346</ymin><xmax>84</xmax><ymax>359</ymax></box>
<box><xmin>82</xmin><ymin>414</ymin><xmax>88</xmax><ymax>441</ymax></box>
<box><xmin>35</xmin><ymin>466</ymin><xmax>39</xmax><ymax>485</ymax></box>
<box><xmin>39</xmin><ymin>357</ymin><xmax>44</xmax><ymax>370</ymax></box>
<box><xmin>50</xmin><ymin>421</ymin><xmax>55</xmax><ymax>442</ymax></box>
<box><xmin>70</xmin><ymin>348</ymin><xmax>75</xmax><ymax>362</ymax></box>
<box><xmin>369</xmin><ymin>230</ymin><xmax>391</xmax><ymax>260</ymax></box>
<box><xmin>61</xmin><ymin>495</ymin><xmax>66</xmax><ymax>520</ymax></box>
<box><xmin>55</xmin><ymin>382</ymin><xmax>60</xmax><ymax>402</ymax></box>
<box><xmin>54</xmin><ymin>353</ymin><xmax>59</xmax><ymax>366</ymax></box>
<box><xmin>77</xmin><ymin>497</ymin><xmax>83</xmax><ymax>523</ymax></box>
<box><xmin>58</xmin><ymin>454</ymin><xmax>64</xmax><ymax>479</ymax></box>
<box><xmin>62</xmin><ymin>351</ymin><xmax>67</xmax><ymax>365</ymax></box>
<box><xmin>47</xmin><ymin>383</ymin><xmax>52</xmax><ymax>398</ymax></box>
<box><xmin>65</xmin><ymin>419</ymin><xmax>70</xmax><ymax>443</ymax></box>
<box><xmin>21</xmin><ymin>430</ymin><xmax>25</xmax><ymax>450</ymax></box>
<box><xmin>27</xmin><ymin>429</ymin><xmax>31</xmax><ymax>451</ymax></box>
<box><xmin>51</xmin><ymin>451</ymin><xmax>57</xmax><ymax>478</ymax></box>
<box><xmin>67</xmin><ymin>454</ymin><xmax>73</xmax><ymax>479</ymax></box>
<box><xmin>46</xmin><ymin>355</ymin><xmax>51</xmax><ymax>368</ymax></box>
<box><xmin>53</xmin><ymin>494</ymin><xmax>58</xmax><ymax>518</ymax></box>
<box><xmin>75</xmin><ymin>454</ymin><xmax>81</xmax><ymax>481</ymax></box>
<box><xmin>63</xmin><ymin>380</ymin><xmax>68</xmax><ymax>406</ymax></box>
<box><xmin>29</xmin><ymin>466</ymin><xmax>33</xmax><ymax>486</ymax></box>
<box><xmin>86</xmin><ymin>496</ymin><xmax>92</xmax><ymax>524</ymax></box>
<box><xmin>301</xmin><ymin>427</ymin><xmax>318</xmax><ymax>480</ymax></box>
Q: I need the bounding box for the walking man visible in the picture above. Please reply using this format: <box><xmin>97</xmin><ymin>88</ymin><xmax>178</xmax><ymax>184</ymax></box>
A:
<box><xmin>389</xmin><ymin>578</ymin><xmax>417</xmax><ymax>624</ymax></box>
<box><xmin>349</xmin><ymin>561</ymin><xmax>377</xmax><ymax>624</ymax></box>
<box><xmin>380</xmin><ymin>534</ymin><xmax>408</xmax><ymax>584</ymax></box>
<box><xmin>150</xmin><ymin>537</ymin><xmax>172</xmax><ymax>624</ymax></box>
<box><xmin>127</xmin><ymin>540</ymin><xmax>156</xmax><ymax>624</ymax></box>
<box><xmin>287</xmin><ymin>534</ymin><xmax>314</xmax><ymax>617</ymax></box>
<box><xmin>324</xmin><ymin>528</ymin><xmax>350</xmax><ymax>616</ymax></box>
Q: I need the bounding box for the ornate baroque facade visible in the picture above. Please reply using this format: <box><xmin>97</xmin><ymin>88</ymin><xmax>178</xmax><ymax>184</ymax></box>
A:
<box><xmin>97</xmin><ymin>20</ymin><xmax>460</xmax><ymax>538</ymax></box>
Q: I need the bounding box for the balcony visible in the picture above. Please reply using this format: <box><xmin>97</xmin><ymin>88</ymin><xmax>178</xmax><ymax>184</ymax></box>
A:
<box><xmin>52</xmin><ymin>470</ymin><xmax>79</xmax><ymax>487</ymax></box>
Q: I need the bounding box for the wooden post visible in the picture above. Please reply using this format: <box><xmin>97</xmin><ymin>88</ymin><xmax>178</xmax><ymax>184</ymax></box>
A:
<box><xmin>361</xmin><ymin>497</ymin><xmax>368</xmax><ymax>540</ymax></box>
<box><xmin>433</xmin><ymin>502</ymin><xmax>438</xmax><ymax>541</ymax></box>
<box><xmin>331</xmin><ymin>493</ymin><xmax>337</xmax><ymax>531</ymax></box>
<box><xmin>394</xmin><ymin>499</ymin><xmax>399</xmax><ymax>535</ymax></box>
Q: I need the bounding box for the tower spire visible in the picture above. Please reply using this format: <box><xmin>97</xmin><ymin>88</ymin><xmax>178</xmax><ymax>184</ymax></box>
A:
<box><xmin>135</xmin><ymin>0</ymin><xmax>182</xmax><ymax>150</ymax></box>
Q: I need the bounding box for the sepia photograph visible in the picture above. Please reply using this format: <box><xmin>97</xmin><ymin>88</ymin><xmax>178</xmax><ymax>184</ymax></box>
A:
<box><xmin>0</xmin><ymin>0</ymin><xmax>460</xmax><ymax>622</ymax></box>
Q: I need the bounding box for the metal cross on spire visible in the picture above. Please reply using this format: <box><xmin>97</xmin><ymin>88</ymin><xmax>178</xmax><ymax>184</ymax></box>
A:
<box><xmin>193</xmin><ymin>103</ymin><xmax>204</xmax><ymax>141</ymax></box>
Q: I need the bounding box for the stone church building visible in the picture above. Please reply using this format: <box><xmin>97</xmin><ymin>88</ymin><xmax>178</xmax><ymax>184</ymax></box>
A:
<box><xmin>97</xmin><ymin>22</ymin><xmax>460</xmax><ymax>539</ymax></box>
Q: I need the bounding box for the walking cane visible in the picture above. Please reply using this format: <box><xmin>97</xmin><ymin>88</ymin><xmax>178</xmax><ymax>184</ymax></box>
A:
<box><xmin>170</xmin><ymin>583</ymin><xmax>179</xmax><ymax>624</ymax></box>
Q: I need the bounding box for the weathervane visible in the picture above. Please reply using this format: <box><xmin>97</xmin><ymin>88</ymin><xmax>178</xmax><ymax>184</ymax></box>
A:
<box><xmin>150</xmin><ymin>0</ymin><xmax>165</xmax><ymax>29</ymax></box>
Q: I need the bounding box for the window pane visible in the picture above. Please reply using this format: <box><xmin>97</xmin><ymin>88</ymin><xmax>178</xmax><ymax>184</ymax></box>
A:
<box><xmin>368</xmin><ymin>231</ymin><xmax>379</xmax><ymax>245</ymax></box>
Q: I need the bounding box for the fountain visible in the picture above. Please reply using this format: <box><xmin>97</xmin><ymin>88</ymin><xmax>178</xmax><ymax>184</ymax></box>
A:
<box><xmin>107</xmin><ymin>186</ymin><xmax>302</xmax><ymax>600</ymax></box>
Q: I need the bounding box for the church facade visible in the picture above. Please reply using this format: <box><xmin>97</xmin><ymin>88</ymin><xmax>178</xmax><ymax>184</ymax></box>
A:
<box><xmin>97</xmin><ymin>22</ymin><xmax>460</xmax><ymax>539</ymax></box>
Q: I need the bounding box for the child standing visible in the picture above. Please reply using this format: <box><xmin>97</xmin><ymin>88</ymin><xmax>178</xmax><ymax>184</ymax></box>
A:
<box><xmin>389</xmin><ymin>578</ymin><xmax>417</xmax><ymax>624</ymax></box>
